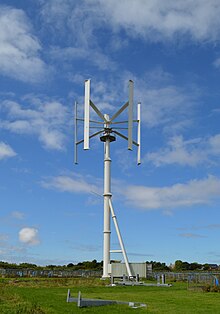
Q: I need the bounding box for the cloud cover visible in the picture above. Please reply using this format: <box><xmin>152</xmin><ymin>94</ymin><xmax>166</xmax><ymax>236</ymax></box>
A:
<box><xmin>0</xmin><ymin>5</ymin><xmax>48</xmax><ymax>83</ymax></box>
<box><xmin>40</xmin><ymin>0</ymin><xmax>220</xmax><ymax>43</ymax></box>
<box><xmin>42</xmin><ymin>173</ymin><xmax>220</xmax><ymax>211</ymax></box>
<box><xmin>122</xmin><ymin>176</ymin><xmax>220</xmax><ymax>210</ymax></box>
<box><xmin>0</xmin><ymin>141</ymin><xmax>16</xmax><ymax>160</ymax></box>
<box><xmin>146</xmin><ymin>134</ymin><xmax>220</xmax><ymax>167</ymax></box>
<box><xmin>41</xmin><ymin>173</ymin><xmax>102</xmax><ymax>195</ymax></box>
<box><xmin>0</xmin><ymin>97</ymin><xmax>69</xmax><ymax>150</ymax></box>
<box><xmin>89</xmin><ymin>0</ymin><xmax>220</xmax><ymax>42</ymax></box>
<box><xmin>19</xmin><ymin>227</ymin><xmax>40</xmax><ymax>245</ymax></box>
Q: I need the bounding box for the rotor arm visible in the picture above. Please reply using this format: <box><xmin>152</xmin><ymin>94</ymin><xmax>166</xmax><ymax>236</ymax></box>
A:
<box><xmin>76</xmin><ymin>129</ymin><xmax>105</xmax><ymax>146</ymax></box>
<box><xmin>90</xmin><ymin>100</ymin><xmax>108</xmax><ymax>122</ymax></box>
<box><xmin>112</xmin><ymin>130</ymin><xmax>139</xmax><ymax>147</ymax></box>
<box><xmin>110</xmin><ymin>101</ymin><xmax>129</xmax><ymax>122</ymax></box>
<box><xmin>74</xmin><ymin>129</ymin><xmax>105</xmax><ymax>164</ymax></box>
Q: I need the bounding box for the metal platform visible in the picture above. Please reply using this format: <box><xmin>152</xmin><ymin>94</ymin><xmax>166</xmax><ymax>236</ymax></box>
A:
<box><xmin>110</xmin><ymin>274</ymin><xmax>172</xmax><ymax>287</ymax></box>
<box><xmin>67</xmin><ymin>290</ymin><xmax>147</xmax><ymax>308</ymax></box>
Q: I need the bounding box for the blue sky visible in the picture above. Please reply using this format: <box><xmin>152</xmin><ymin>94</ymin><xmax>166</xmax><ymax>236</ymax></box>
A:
<box><xmin>1</xmin><ymin>0</ymin><xmax>220</xmax><ymax>267</ymax></box>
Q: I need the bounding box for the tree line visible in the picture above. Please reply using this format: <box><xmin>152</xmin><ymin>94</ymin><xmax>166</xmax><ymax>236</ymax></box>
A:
<box><xmin>146</xmin><ymin>260</ymin><xmax>218</xmax><ymax>271</ymax></box>
<box><xmin>0</xmin><ymin>260</ymin><xmax>218</xmax><ymax>271</ymax></box>
<box><xmin>0</xmin><ymin>260</ymin><xmax>103</xmax><ymax>270</ymax></box>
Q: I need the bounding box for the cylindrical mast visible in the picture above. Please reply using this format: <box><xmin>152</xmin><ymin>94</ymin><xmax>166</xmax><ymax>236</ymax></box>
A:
<box><xmin>102</xmin><ymin>136</ymin><xmax>111</xmax><ymax>278</ymax></box>
<box><xmin>101</xmin><ymin>114</ymin><xmax>113</xmax><ymax>278</ymax></box>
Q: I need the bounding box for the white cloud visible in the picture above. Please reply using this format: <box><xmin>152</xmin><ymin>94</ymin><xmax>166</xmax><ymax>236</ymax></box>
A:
<box><xmin>50</xmin><ymin>46</ymin><xmax>115</xmax><ymax>71</ymax></box>
<box><xmin>146</xmin><ymin>135</ymin><xmax>206</xmax><ymax>167</ymax></box>
<box><xmin>179</xmin><ymin>233</ymin><xmax>206</xmax><ymax>238</ymax></box>
<box><xmin>40</xmin><ymin>0</ymin><xmax>101</xmax><ymax>46</ymax></box>
<box><xmin>11</xmin><ymin>211</ymin><xmax>25</xmax><ymax>220</ymax></box>
<box><xmin>135</xmin><ymin>76</ymin><xmax>197</xmax><ymax>129</ymax></box>
<box><xmin>40</xmin><ymin>1</ymin><xmax>115</xmax><ymax>70</ymax></box>
<box><xmin>177</xmin><ymin>223</ymin><xmax>220</xmax><ymax>231</ymax></box>
<box><xmin>120</xmin><ymin>176</ymin><xmax>220</xmax><ymax>210</ymax></box>
<box><xmin>91</xmin><ymin>0</ymin><xmax>220</xmax><ymax>42</ymax></box>
<box><xmin>142</xmin><ymin>86</ymin><xmax>192</xmax><ymax>127</ymax></box>
<box><xmin>0</xmin><ymin>6</ymin><xmax>48</xmax><ymax>83</ymax></box>
<box><xmin>19</xmin><ymin>227</ymin><xmax>40</xmax><ymax>245</ymax></box>
<box><xmin>213</xmin><ymin>58</ymin><xmax>220</xmax><ymax>68</ymax></box>
<box><xmin>41</xmin><ymin>174</ymin><xmax>101</xmax><ymax>195</ymax></box>
<box><xmin>40</xmin><ymin>1</ymin><xmax>220</xmax><ymax>44</ymax></box>
<box><xmin>209</xmin><ymin>134</ymin><xmax>220</xmax><ymax>154</ymax></box>
<box><xmin>38</xmin><ymin>1</ymin><xmax>220</xmax><ymax>81</ymax></box>
<box><xmin>42</xmin><ymin>172</ymin><xmax>220</xmax><ymax>211</ymax></box>
<box><xmin>145</xmin><ymin>133</ymin><xmax>220</xmax><ymax>167</ymax></box>
<box><xmin>0</xmin><ymin>97</ymin><xmax>69</xmax><ymax>150</ymax></box>
<box><xmin>0</xmin><ymin>141</ymin><xmax>16</xmax><ymax>160</ymax></box>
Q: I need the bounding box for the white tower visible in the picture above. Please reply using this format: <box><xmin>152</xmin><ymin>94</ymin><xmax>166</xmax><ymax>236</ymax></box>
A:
<box><xmin>74</xmin><ymin>80</ymin><xmax>141</xmax><ymax>278</ymax></box>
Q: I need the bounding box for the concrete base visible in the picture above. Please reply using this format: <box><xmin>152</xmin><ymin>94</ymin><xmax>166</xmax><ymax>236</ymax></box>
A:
<box><xmin>112</xmin><ymin>281</ymin><xmax>172</xmax><ymax>287</ymax></box>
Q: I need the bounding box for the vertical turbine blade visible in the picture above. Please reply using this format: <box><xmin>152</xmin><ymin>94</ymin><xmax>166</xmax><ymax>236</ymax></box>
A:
<box><xmin>137</xmin><ymin>103</ymin><xmax>141</xmax><ymax>165</ymax></box>
<box><xmin>74</xmin><ymin>101</ymin><xmax>78</xmax><ymax>164</ymax></box>
<box><xmin>128</xmin><ymin>80</ymin><xmax>133</xmax><ymax>150</ymax></box>
<box><xmin>84</xmin><ymin>79</ymin><xmax>90</xmax><ymax>150</ymax></box>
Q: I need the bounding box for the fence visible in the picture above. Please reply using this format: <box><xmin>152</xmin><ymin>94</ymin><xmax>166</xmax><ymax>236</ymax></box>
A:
<box><xmin>1</xmin><ymin>268</ymin><xmax>219</xmax><ymax>281</ymax></box>
<box><xmin>147</xmin><ymin>272</ymin><xmax>220</xmax><ymax>282</ymax></box>
<box><xmin>187</xmin><ymin>273</ymin><xmax>220</xmax><ymax>291</ymax></box>
<box><xmin>0</xmin><ymin>268</ymin><xmax>102</xmax><ymax>278</ymax></box>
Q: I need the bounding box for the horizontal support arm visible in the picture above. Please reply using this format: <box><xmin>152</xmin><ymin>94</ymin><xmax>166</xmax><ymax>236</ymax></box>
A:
<box><xmin>77</xmin><ymin>118</ymin><xmax>103</xmax><ymax>124</ymax></box>
<box><xmin>89</xmin><ymin>129</ymin><xmax>105</xmax><ymax>139</ymax></box>
<box><xmin>76</xmin><ymin>139</ymin><xmax>84</xmax><ymax>145</ymax></box>
<box><xmin>90</xmin><ymin>100</ymin><xmax>107</xmax><ymax>122</ymax></box>
<box><xmin>113</xmin><ymin>130</ymin><xmax>139</xmax><ymax>147</ymax></box>
<box><xmin>110</xmin><ymin>101</ymin><xmax>128</xmax><ymax>122</ymax></box>
<box><xmin>110</xmin><ymin>120</ymin><xmax>139</xmax><ymax>125</ymax></box>
<box><xmin>110</xmin><ymin>250</ymin><xmax>123</xmax><ymax>253</ymax></box>
<box><xmin>111</xmin><ymin>120</ymin><xmax>129</xmax><ymax>125</ymax></box>
<box><xmin>89</xmin><ymin>119</ymin><xmax>104</xmax><ymax>124</ymax></box>
<box><xmin>76</xmin><ymin>129</ymin><xmax>104</xmax><ymax>146</ymax></box>
<box><xmin>90</xmin><ymin>126</ymin><xmax>105</xmax><ymax>129</ymax></box>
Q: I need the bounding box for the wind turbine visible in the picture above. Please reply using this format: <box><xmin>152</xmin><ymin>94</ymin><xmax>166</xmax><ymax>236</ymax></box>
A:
<box><xmin>74</xmin><ymin>79</ymin><xmax>141</xmax><ymax>278</ymax></box>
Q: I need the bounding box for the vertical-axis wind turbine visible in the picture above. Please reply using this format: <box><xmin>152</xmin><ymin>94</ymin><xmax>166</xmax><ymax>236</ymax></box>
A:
<box><xmin>74</xmin><ymin>80</ymin><xmax>141</xmax><ymax>278</ymax></box>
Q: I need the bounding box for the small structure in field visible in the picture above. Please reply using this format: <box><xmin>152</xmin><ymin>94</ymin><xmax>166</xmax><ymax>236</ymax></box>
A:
<box><xmin>67</xmin><ymin>290</ymin><xmax>147</xmax><ymax>308</ymax></box>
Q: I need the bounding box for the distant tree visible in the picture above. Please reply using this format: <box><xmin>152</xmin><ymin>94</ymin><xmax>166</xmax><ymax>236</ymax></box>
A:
<box><xmin>146</xmin><ymin>261</ymin><xmax>170</xmax><ymax>271</ymax></box>
<box><xmin>45</xmin><ymin>265</ymin><xmax>57</xmax><ymax>270</ymax></box>
<box><xmin>182</xmin><ymin>261</ymin><xmax>190</xmax><ymax>271</ymax></box>
<box><xmin>188</xmin><ymin>262</ymin><xmax>202</xmax><ymax>271</ymax></box>
<box><xmin>19</xmin><ymin>263</ymin><xmax>37</xmax><ymax>269</ymax></box>
<box><xmin>0</xmin><ymin>261</ymin><xmax>19</xmax><ymax>269</ymax></box>
<box><xmin>67</xmin><ymin>263</ymin><xmax>74</xmax><ymax>268</ymax></box>
<box><xmin>174</xmin><ymin>260</ymin><xmax>183</xmax><ymax>271</ymax></box>
<box><xmin>203</xmin><ymin>263</ymin><xmax>210</xmax><ymax>271</ymax></box>
<box><xmin>174</xmin><ymin>260</ymin><xmax>204</xmax><ymax>271</ymax></box>
<box><xmin>0</xmin><ymin>261</ymin><xmax>11</xmax><ymax>269</ymax></box>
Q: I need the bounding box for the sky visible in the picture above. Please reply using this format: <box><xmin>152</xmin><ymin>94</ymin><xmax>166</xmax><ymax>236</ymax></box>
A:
<box><xmin>1</xmin><ymin>0</ymin><xmax>220</xmax><ymax>267</ymax></box>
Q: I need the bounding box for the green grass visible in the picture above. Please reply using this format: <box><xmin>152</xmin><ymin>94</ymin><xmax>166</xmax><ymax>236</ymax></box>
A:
<box><xmin>1</xmin><ymin>277</ymin><xmax>220</xmax><ymax>313</ymax></box>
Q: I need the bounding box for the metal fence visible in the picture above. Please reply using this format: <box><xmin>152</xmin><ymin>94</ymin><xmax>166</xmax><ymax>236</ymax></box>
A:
<box><xmin>0</xmin><ymin>268</ymin><xmax>102</xmax><ymax>278</ymax></box>
<box><xmin>187</xmin><ymin>273</ymin><xmax>220</xmax><ymax>290</ymax></box>
<box><xmin>147</xmin><ymin>272</ymin><xmax>220</xmax><ymax>282</ymax></box>
<box><xmin>1</xmin><ymin>268</ymin><xmax>219</xmax><ymax>281</ymax></box>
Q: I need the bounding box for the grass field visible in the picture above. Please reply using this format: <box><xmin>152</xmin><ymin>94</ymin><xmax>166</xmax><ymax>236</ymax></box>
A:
<box><xmin>1</xmin><ymin>277</ymin><xmax>220</xmax><ymax>313</ymax></box>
